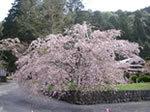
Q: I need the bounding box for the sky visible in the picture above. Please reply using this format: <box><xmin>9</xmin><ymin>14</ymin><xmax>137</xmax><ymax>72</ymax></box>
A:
<box><xmin>83</xmin><ymin>0</ymin><xmax>150</xmax><ymax>11</ymax></box>
<box><xmin>0</xmin><ymin>0</ymin><xmax>150</xmax><ymax>21</ymax></box>
<box><xmin>0</xmin><ymin>0</ymin><xmax>14</xmax><ymax>21</ymax></box>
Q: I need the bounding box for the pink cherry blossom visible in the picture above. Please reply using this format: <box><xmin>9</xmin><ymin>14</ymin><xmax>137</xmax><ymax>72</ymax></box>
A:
<box><xmin>13</xmin><ymin>23</ymin><xmax>141</xmax><ymax>96</ymax></box>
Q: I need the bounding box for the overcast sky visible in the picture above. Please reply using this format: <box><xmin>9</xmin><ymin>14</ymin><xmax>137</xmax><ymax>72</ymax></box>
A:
<box><xmin>0</xmin><ymin>0</ymin><xmax>14</xmax><ymax>21</ymax></box>
<box><xmin>83</xmin><ymin>0</ymin><xmax>150</xmax><ymax>11</ymax></box>
<box><xmin>0</xmin><ymin>0</ymin><xmax>150</xmax><ymax>21</ymax></box>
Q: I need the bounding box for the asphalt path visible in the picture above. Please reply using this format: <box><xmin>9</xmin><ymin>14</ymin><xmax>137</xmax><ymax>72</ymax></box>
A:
<box><xmin>0</xmin><ymin>81</ymin><xmax>150</xmax><ymax>112</ymax></box>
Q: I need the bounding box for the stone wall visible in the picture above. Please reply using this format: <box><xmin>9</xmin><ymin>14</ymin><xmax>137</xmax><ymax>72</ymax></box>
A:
<box><xmin>55</xmin><ymin>90</ymin><xmax>150</xmax><ymax>105</ymax></box>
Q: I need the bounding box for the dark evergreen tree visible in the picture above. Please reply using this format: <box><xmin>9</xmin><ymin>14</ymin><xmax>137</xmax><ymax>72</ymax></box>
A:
<box><xmin>64</xmin><ymin>0</ymin><xmax>84</xmax><ymax>28</ymax></box>
<box><xmin>66</xmin><ymin>0</ymin><xmax>84</xmax><ymax>13</ymax></box>
<box><xmin>2</xmin><ymin>0</ymin><xmax>21</xmax><ymax>39</ymax></box>
<box><xmin>74</xmin><ymin>10</ymin><xmax>92</xmax><ymax>24</ymax></box>
<box><xmin>133</xmin><ymin>11</ymin><xmax>150</xmax><ymax>58</ymax></box>
<box><xmin>2</xmin><ymin>0</ymin><xmax>43</xmax><ymax>41</ymax></box>
<box><xmin>40</xmin><ymin>0</ymin><xmax>66</xmax><ymax>34</ymax></box>
<box><xmin>0</xmin><ymin>22</ymin><xmax>3</xmax><ymax>39</ymax></box>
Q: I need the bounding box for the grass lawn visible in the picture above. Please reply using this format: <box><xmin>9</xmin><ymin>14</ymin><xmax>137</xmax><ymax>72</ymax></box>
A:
<box><xmin>116</xmin><ymin>83</ymin><xmax>150</xmax><ymax>91</ymax></box>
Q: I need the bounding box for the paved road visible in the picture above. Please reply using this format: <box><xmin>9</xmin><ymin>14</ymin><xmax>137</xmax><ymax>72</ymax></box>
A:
<box><xmin>0</xmin><ymin>82</ymin><xmax>150</xmax><ymax>112</ymax></box>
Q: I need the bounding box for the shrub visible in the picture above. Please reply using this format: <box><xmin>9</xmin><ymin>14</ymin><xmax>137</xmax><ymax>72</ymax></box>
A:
<box><xmin>136</xmin><ymin>75</ymin><xmax>150</xmax><ymax>83</ymax></box>
<box><xmin>129</xmin><ymin>75</ymin><xmax>138</xmax><ymax>83</ymax></box>
<box><xmin>145</xmin><ymin>57</ymin><xmax>150</xmax><ymax>60</ymax></box>
<box><xmin>0</xmin><ymin>51</ymin><xmax>17</xmax><ymax>73</ymax></box>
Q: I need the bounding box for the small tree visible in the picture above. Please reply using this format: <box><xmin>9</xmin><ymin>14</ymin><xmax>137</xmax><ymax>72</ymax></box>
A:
<box><xmin>14</xmin><ymin>23</ymin><xmax>141</xmax><ymax>96</ymax></box>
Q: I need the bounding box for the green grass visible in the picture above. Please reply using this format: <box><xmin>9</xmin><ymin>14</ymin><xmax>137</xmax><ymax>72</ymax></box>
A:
<box><xmin>116</xmin><ymin>83</ymin><xmax>150</xmax><ymax>91</ymax></box>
